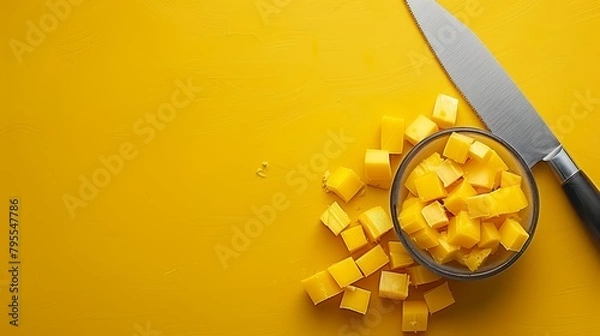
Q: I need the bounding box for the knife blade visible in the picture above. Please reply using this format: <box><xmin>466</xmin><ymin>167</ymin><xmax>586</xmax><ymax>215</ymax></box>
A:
<box><xmin>406</xmin><ymin>0</ymin><xmax>600</xmax><ymax>238</ymax></box>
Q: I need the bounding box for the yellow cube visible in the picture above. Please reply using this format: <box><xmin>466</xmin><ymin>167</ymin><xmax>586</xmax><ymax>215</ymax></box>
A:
<box><xmin>355</xmin><ymin>244</ymin><xmax>390</xmax><ymax>277</ymax></box>
<box><xmin>421</xmin><ymin>201</ymin><xmax>449</xmax><ymax>229</ymax></box>
<box><xmin>428</xmin><ymin>232</ymin><xmax>460</xmax><ymax>264</ymax></box>
<box><xmin>448</xmin><ymin>211</ymin><xmax>481</xmax><ymax>248</ymax></box>
<box><xmin>340</xmin><ymin>286</ymin><xmax>371</xmax><ymax>315</ymax></box>
<box><xmin>399</xmin><ymin>203</ymin><xmax>428</xmax><ymax>234</ymax></box>
<box><xmin>388</xmin><ymin>241</ymin><xmax>415</xmax><ymax>270</ymax></box>
<box><xmin>410</xmin><ymin>225</ymin><xmax>440</xmax><ymax>250</ymax></box>
<box><xmin>463</xmin><ymin>159</ymin><xmax>496</xmax><ymax>191</ymax></box>
<box><xmin>341</xmin><ymin>226</ymin><xmax>369</xmax><ymax>253</ymax></box>
<box><xmin>486</xmin><ymin>150</ymin><xmax>509</xmax><ymax>173</ymax></box>
<box><xmin>320</xmin><ymin>202</ymin><xmax>351</xmax><ymax>236</ymax></box>
<box><xmin>405</xmin><ymin>115</ymin><xmax>439</xmax><ymax>145</ymax></box>
<box><xmin>478</xmin><ymin>222</ymin><xmax>501</xmax><ymax>251</ymax></box>
<box><xmin>402</xmin><ymin>301</ymin><xmax>429</xmax><ymax>333</ymax></box>
<box><xmin>326</xmin><ymin>167</ymin><xmax>365</xmax><ymax>203</ymax></box>
<box><xmin>402</xmin><ymin>196</ymin><xmax>424</xmax><ymax>211</ymax></box>
<box><xmin>381</xmin><ymin>116</ymin><xmax>405</xmax><ymax>154</ymax></box>
<box><xmin>500</xmin><ymin>171</ymin><xmax>522</xmax><ymax>188</ymax></box>
<box><xmin>423</xmin><ymin>282</ymin><xmax>455</xmax><ymax>313</ymax></box>
<box><xmin>443</xmin><ymin>132</ymin><xmax>475</xmax><ymax>164</ymax></box>
<box><xmin>466</xmin><ymin>193</ymin><xmax>499</xmax><ymax>218</ymax></box>
<box><xmin>379</xmin><ymin>271</ymin><xmax>410</xmax><ymax>300</ymax></box>
<box><xmin>406</xmin><ymin>264</ymin><xmax>441</xmax><ymax>286</ymax></box>
<box><xmin>301</xmin><ymin>270</ymin><xmax>344</xmax><ymax>305</ymax></box>
<box><xmin>327</xmin><ymin>257</ymin><xmax>364</xmax><ymax>288</ymax></box>
<box><xmin>364</xmin><ymin>149</ymin><xmax>392</xmax><ymax>189</ymax></box>
<box><xmin>443</xmin><ymin>179</ymin><xmax>478</xmax><ymax>215</ymax></box>
<box><xmin>358</xmin><ymin>206</ymin><xmax>394</xmax><ymax>241</ymax></box>
<box><xmin>468</xmin><ymin>141</ymin><xmax>493</xmax><ymax>162</ymax></box>
<box><xmin>420</xmin><ymin>152</ymin><xmax>445</xmax><ymax>171</ymax></box>
<box><xmin>491</xmin><ymin>186</ymin><xmax>528</xmax><ymax>215</ymax></box>
<box><xmin>415</xmin><ymin>171</ymin><xmax>448</xmax><ymax>202</ymax></box>
<box><xmin>405</xmin><ymin>153</ymin><xmax>443</xmax><ymax>195</ymax></box>
<box><xmin>431</xmin><ymin>94</ymin><xmax>459</xmax><ymax>129</ymax></box>
<box><xmin>499</xmin><ymin>218</ymin><xmax>529</xmax><ymax>251</ymax></box>
<box><xmin>458</xmin><ymin>247</ymin><xmax>492</xmax><ymax>271</ymax></box>
<box><xmin>435</xmin><ymin>159</ymin><xmax>464</xmax><ymax>187</ymax></box>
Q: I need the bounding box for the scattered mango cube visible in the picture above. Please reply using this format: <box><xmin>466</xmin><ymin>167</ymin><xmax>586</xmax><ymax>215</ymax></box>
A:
<box><xmin>355</xmin><ymin>245</ymin><xmax>390</xmax><ymax>277</ymax></box>
<box><xmin>388</xmin><ymin>241</ymin><xmax>415</xmax><ymax>270</ymax></box>
<box><xmin>340</xmin><ymin>286</ymin><xmax>371</xmax><ymax>315</ymax></box>
<box><xmin>326</xmin><ymin>167</ymin><xmax>365</xmax><ymax>203</ymax></box>
<box><xmin>381</xmin><ymin>116</ymin><xmax>405</xmax><ymax>154</ymax></box>
<box><xmin>410</xmin><ymin>225</ymin><xmax>440</xmax><ymax>250</ymax></box>
<box><xmin>501</xmin><ymin>171</ymin><xmax>522</xmax><ymax>188</ymax></box>
<box><xmin>443</xmin><ymin>179</ymin><xmax>477</xmax><ymax>215</ymax></box>
<box><xmin>364</xmin><ymin>149</ymin><xmax>392</xmax><ymax>189</ymax></box>
<box><xmin>466</xmin><ymin>193</ymin><xmax>499</xmax><ymax>218</ymax></box>
<box><xmin>468</xmin><ymin>141</ymin><xmax>493</xmax><ymax>162</ymax></box>
<box><xmin>421</xmin><ymin>201</ymin><xmax>449</xmax><ymax>229</ymax></box>
<box><xmin>406</xmin><ymin>115</ymin><xmax>439</xmax><ymax>145</ymax></box>
<box><xmin>399</xmin><ymin>203</ymin><xmax>428</xmax><ymax>234</ymax></box>
<box><xmin>435</xmin><ymin>159</ymin><xmax>464</xmax><ymax>187</ymax></box>
<box><xmin>498</xmin><ymin>218</ymin><xmax>529</xmax><ymax>252</ymax></box>
<box><xmin>443</xmin><ymin>132</ymin><xmax>474</xmax><ymax>164</ymax></box>
<box><xmin>415</xmin><ymin>171</ymin><xmax>447</xmax><ymax>202</ymax></box>
<box><xmin>428</xmin><ymin>232</ymin><xmax>460</xmax><ymax>264</ymax></box>
<box><xmin>358</xmin><ymin>206</ymin><xmax>394</xmax><ymax>241</ymax></box>
<box><xmin>402</xmin><ymin>301</ymin><xmax>429</xmax><ymax>332</ymax></box>
<box><xmin>340</xmin><ymin>226</ymin><xmax>369</xmax><ymax>253</ymax></box>
<box><xmin>406</xmin><ymin>264</ymin><xmax>441</xmax><ymax>286</ymax></box>
<box><xmin>423</xmin><ymin>282</ymin><xmax>455</xmax><ymax>313</ymax></box>
<box><xmin>320</xmin><ymin>202</ymin><xmax>351</xmax><ymax>235</ymax></box>
<box><xmin>447</xmin><ymin>211</ymin><xmax>481</xmax><ymax>248</ymax></box>
<box><xmin>301</xmin><ymin>270</ymin><xmax>344</xmax><ymax>305</ymax></box>
<box><xmin>379</xmin><ymin>271</ymin><xmax>410</xmax><ymax>300</ymax></box>
<box><xmin>478</xmin><ymin>222</ymin><xmax>501</xmax><ymax>251</ymax></box>
<box><xmin>431</xmin><ymin>94</ymin><xmax>458</xmax><ymax>129</ymax></box>
<box><xmin>491</xmin><ymin>185</ymin><xmax>528</xmax><ymax>215</ymax></box>
<box><xmin>327</xmin><ymin>257</ymin><xmax>364</xmax><ymax>288</ymax></box>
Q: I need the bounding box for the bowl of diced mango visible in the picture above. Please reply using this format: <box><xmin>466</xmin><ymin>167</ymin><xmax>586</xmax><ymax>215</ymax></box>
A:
<box><xmin>390</xmin><ymin>127</ymin><xmax>540</xmax><ymax>280</ymax></box>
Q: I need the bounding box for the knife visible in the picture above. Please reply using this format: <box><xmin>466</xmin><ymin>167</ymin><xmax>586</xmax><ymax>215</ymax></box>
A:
<box><xmin>405</xmin><ymin>0</ymin><xmax>600</xmax><ymax>238</ymax></box>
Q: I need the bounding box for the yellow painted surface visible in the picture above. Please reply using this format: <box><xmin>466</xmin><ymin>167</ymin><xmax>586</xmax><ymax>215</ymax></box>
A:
<box><xmin>1</xmin><ymin>0</ymin><xmax>600</xmax><ymax>335</ymax></box>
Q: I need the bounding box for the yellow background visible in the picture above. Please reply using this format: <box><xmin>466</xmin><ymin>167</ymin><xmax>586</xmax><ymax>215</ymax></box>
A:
<box><xmin>2</xmin><ymin>0</ymin><xmax>600</xmax><ymax>335</ymax></box>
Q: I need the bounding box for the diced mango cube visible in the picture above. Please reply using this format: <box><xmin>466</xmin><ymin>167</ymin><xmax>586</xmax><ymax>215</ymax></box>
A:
<box><xmin>381</xmin><ymin>116</ymin><xmax>405</xmax><ymax>154</ymax></box>
<box><xmin>443</xmin><ymin>179</ymin><xmax>477</xmax><ymax>215</ymax></box>
<box><xmin>420</xmin><ymin>152</ymin><xmax>445</xmax><ymax>171</ymax></box>
<box><xmin>402</xmin><ymin>301</ymin><xmax>429</xmax><ymax>333</ymax></box>
<box><xmin>355</xmin><ymin>245</ymin><xmax>390</xmax><ymax>277</ymax></box>
<box><xmin>320</xmin><ymin>202</ymin><xmax>351</xmax><ymax>235</ymax></box>
<box><xmin>423</xmin><ymin>282</ymin><xmax>455</xmax><ymax>313</ymax></box>
<box><xmin>364</xmin><ymin>149</ymin><xmax>392</xmax><ymax>189</ymax></box>
<box><xmin>340</xmin><ymin>286</ymin><xmax>371</xmax><ymax>315</ymax></box>
<box><xmin>428</xmin><ymin>232</ymin><xmax>460</xmax><ymax>264</ymax></box>
<box><xmin>443</xmin><ymin>132</ymin><xmax>474</xmax><ymax>164</ymax></box>
<box><xmin>358</xmin><ymin>206</ymin><xmax>394</xmax><ymax>241</ymax></box>
<box><xmin>406</xmin><ymin>264</ymin><xmax>441</xmax><ymax>286</ymax></box>
<box><xmin>478</xmin><ymin>222</ymin><xmax>501</xmax><ymax>251</ymax></box>
<box><xmin>421</xmin><ymin>201</ymin><xmax>449</xmax><ymax>229</ymax></box>
<box><xmin>435</xmin><ymin>159</ymin><xmax>464</xmax><ymax>187</ymax></box>
<box><xmin>341</xmin><ymin>226</ymin><xmax>369</xmax><ymax>253</ymax></box>
<box><xmin>464</xmin><ymin>247</ymin><xmax>492</xmax><ymax>271</ymax></box>
<box><xmin>468</xmin><ymin>141</ymin><xmax>493</xmax><ymax>162</ymax></box>
<box><xmin>399</xmin><ymin>203</ymin><xmax>428</xmax><ymax>234</ymax></box>
<box><xmin>415</xmin><ymin>171</ymin><xmax>448</xmax><ymax>202</ymax></box>
<box><xmin>301</xmin><ymin>270</ymin><xmax>344</xmax><ymax>305</ymax></box>
<box><xmin>379</xmin><ymin>271</ymin><xmax>410</xmax><ymax>300</ymax></box>
<box><xmin>431</xmin><ymin>94</ymin><xmax>458</xmax><ymax>129</ymax></box>
<box><xmin>406</xmin><ymin>115</ymin><xmax>439</xmax><ymax>145</ymax></box>
<box><xmin>463</xmin><ymin>159</ymin><xmax>496</xmax><ymax>191</ymax></box>
<box><xmin>491</xmin><ymin>185</ymin><xmax>528</xmax><ymax>215</ymax></box>
<box><xmin>447</xmin><ymin>211</ymin><xmax>481</xmax><ymax>248</ymax></box>
<box><xmin>402</xmin><ymin>196</ymin><xmax>424</xmax><ymax>211</ymax></box>
<box><xmin>498</xmin><ymin>218</ymin><xmax>529</xmax><ymax>252</ymax></box>
<box><xmin>500</xmin><ymin>171</ymin><xmax>522</xmax><ymax>188</ymax></box>
<box><xmin>466</xmin><ymin>193</ymin><xmax>499</xmax><ymax>218</ymax></box>
<box><xmin>410</xmin><ymin>225</ymin><xmax>440</xmax><ymax>250</ymax></box>
<box><xmin>487</xmin><ymin>150</ymin><xmax>509</xmax><ymax>173</ymax></box>
<box><xmin>327</xmin><ymin>257</ymin><xmax>364</xmax><ymax>287</ymax></box>
<box><xmin>405</xmin><ymin>165</ymin><xmax>426</xmax><ymax>196</ymax></box>
<box><xmin>388</xmin><ymin>241</ymin><xmax>415</xmax><ymax>270</ymax></box>
<box><xmin>326</xmin><ymin>167</ymin><xmax>365</xmax><ymax>203</ymax></box>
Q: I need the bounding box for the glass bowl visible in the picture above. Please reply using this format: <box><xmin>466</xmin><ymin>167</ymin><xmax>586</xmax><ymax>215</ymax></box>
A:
<box><xmin>389</xmin><ymin>127</ymin><xmax>540</xmax><ymax>280</ymax></box>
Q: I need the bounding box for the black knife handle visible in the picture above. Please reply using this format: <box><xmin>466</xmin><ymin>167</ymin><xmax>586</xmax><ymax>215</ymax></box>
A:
<box><xmin>547</xmin><ymin>147</ymin><xmax>600</xmax><ymax>239</ymax></box>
